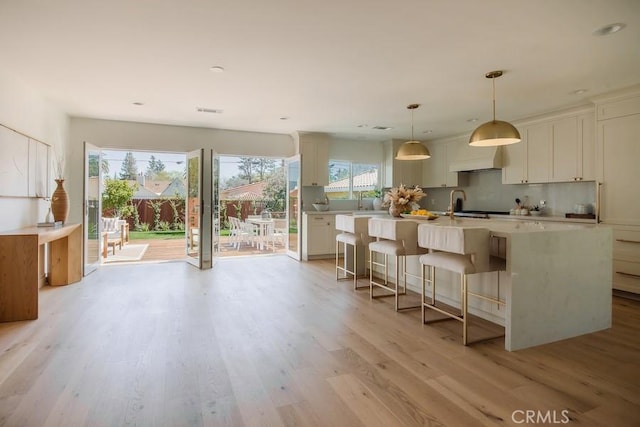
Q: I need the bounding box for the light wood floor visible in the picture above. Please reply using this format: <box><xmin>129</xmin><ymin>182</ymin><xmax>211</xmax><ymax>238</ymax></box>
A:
<box><xmin>1</xmin><ymin>256</ymin><xmax>639</xmax><ymax>426</ymax></box>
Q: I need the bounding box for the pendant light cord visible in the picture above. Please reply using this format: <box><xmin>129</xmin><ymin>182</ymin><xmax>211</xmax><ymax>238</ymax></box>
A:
<box><xmin>492</xmin><ymin>75</ymin><xmax>496</xmax><ymax>122</ymax></box>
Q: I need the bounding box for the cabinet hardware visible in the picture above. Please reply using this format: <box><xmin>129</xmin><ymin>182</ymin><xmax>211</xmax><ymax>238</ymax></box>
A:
<box><xmin>596</xmin><ymin>181</ymin><xmax>602</xmax><ymax>223</ymax></box>
<box><xmin>616</xmin><ymin>239</ymin><xmax>640</xmax><ymax>244</ymax></box>
<box><xmin>616</xmin><ymin>271</ymin><xmax>640</xmax><ymax>279</ymax></box>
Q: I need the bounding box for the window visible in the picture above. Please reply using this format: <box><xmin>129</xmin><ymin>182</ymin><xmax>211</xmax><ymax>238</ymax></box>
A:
<box><xmin>325</xmin><ymin>160</ymin><xmax>379</xmax><ymax>199</ymax></box>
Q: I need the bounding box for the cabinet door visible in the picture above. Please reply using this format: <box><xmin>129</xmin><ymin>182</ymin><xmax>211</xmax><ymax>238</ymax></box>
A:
<box><xmin>599</xmin><ymin>114</ymin><xmax>640</xmax><ymax>226</ymax></box>
<box><xmin>551</xmin><ymin>117</ymin><xmax>579</xmax><ymax>182</ymax></box>
<box><xmin>422</xmin><ymin>144</ymin><xmax>446</xmax><ymax>188</ymax></box>
<box><xmin>300</xmin><ymin>140</ymin><xmax>329</xmax><ymax>186</ymax></box>
<box><xmin>502</xmin><ymin>137</ymin><xmax>527</xmax><ymax>184</ymax></box>
<box><xmin>580</xmin><ymin>113</ymin><xmax>596</xmax><ymax>181</ymax></box>
<box><xmin>526</xmin><ymin>122</ymin><xmax>550</xmax><ymax>183</ymax></box>
<box><xmin>307</xmin><ymin>215</ymin><xmax>334</xmax><ymax>255</ymax></box>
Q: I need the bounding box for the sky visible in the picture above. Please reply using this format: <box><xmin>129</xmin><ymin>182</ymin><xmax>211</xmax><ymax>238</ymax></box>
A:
<box><xmin>102</xmin><ymin>149</ymin><xmax>186</xmax><ymax>177</ymax></box>
<box><xmin>102</xmin><ymin>150</ymin><xmax>261</xmax><ymax>181</ymax></box>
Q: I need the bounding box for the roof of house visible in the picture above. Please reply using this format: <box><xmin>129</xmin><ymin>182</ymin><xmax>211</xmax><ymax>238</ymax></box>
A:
<box><xmin>220</xmin><ymin>181</ymin><xmax>268</xmax><ymax>201</ymax></box>
<box><xmin>325</xmin><ymin>170</ymin><xmax>378</xmax><ymax>193</ymax></box>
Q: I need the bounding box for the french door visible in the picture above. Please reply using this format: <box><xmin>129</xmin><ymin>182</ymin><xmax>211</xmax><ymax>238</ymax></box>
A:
<box><xmin>286</xmin><ymin>155</ymin><xmax>301</xmax><ymax>260</ymax></box>
<box><xmin>186</xmin><ymin>148</ymin><xmax>218</xmax><ymax>269</ymax></box>
<box><xmin>83</xmin><ymin>142</ymin><xmax>102</xmax><ymax>275</ymax></box>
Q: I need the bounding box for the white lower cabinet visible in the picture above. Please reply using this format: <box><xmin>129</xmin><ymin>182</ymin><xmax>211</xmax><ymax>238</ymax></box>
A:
<box><xmin>302</xmin><ymin>213</ymin><xmax>339</xmax><ymax>260</ymax></box>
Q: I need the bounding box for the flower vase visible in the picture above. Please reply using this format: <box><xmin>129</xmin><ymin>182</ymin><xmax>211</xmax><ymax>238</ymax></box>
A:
<box><xmin>389</xmin><ymin>204</ymin><xmax>403</xmax><ymax>217</ymax></box>
<box><xmin>51</xmin><ymin>179</ymin><xmax>69</xmax><ymax>223</ymax></box>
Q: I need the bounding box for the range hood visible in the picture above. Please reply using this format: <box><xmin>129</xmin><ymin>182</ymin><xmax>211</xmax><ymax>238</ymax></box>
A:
<box><xmin>448</xmin><ymin>144</ymin><xmax>503</xmax><ymax>172</ymax></box>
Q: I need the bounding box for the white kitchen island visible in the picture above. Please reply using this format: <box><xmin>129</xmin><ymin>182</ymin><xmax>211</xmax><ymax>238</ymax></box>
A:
<box><xmin>373</xmin><ymin>217</ymin><xmax>613</xmax><ymax>351</ymax></box>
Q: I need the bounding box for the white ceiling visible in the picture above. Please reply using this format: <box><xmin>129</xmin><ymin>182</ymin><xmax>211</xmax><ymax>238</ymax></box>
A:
<box><xmin>1</xmin><ymin>0</ymin><xmax>639</xmax><ymax>141</ymax></box>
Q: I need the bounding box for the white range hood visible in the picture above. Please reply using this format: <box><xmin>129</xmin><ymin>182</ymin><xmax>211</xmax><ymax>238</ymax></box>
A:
<box><xmin>448</xmin><ymin>144</ymin><xmax>503</xmax><ymax>172</ymax></box>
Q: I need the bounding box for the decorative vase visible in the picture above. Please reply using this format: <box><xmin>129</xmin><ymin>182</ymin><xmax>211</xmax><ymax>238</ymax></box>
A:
<box><xmin>373</xmin><ymin>197</ymin><xmax>383</xmax><ymax>211</ymax></box>
<box><xmin>389</xmin><ymin>204</ymin><xmax>404</xmax><ymax>217</ymax></box>
<box><xmin>51</xmin><ymin>179</ymin><xmax>69</xmax><ymax>223</ymax></box>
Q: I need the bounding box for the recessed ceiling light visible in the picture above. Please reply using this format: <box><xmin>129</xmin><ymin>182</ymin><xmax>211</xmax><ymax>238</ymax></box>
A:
<box><xmin>357</xmin><ymin>124</ymin><xmax>368</xmax><ymax>128</ymax></box>
<box><xmin>570</xmin><ymin>89</ymin><xmax>588</xmax><ymax>95</ymax></box>
<box><xmin>467</xmin><ymin>118</ymin><xmax>478</xmax><ymax>123</ymax></box>
<box><xmin>132</xmin><ymin>102</ymin><xmax>144</xmax><ymax>106</ymax></box>
<box><xmin>196</xmin><ymin>107</ymin><xmax>224</xmax><ymax>114</ymax></box>
<box><xmin>422</xmin><ymin>130</ymin><xmax>433</xmax><ymax>134</ymax></box>
<box><xmin>209</xmin><ymin>66</ymin><xmax>225</xmax><ymax>72</ymax></box>
<box><xmin>593</xmin><ymin>23</ymin><xmax>626</xmax><ymax>36</ymax></box>
<box><xmin>279</xmin><ymin>117</ymin><xmax>289</xmax><ymax>120</ymax></box>
<box><xmin>372</xmin><ymin>126</ymin><xmax>393</xmax><ymax>130</ymax></box>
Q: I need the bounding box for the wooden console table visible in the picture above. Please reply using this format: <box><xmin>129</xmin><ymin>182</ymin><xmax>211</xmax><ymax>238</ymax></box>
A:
<box><xmin>0</xmin><ymin>224</ymin><xmax>82</xmax><ymax>322</ymax></box>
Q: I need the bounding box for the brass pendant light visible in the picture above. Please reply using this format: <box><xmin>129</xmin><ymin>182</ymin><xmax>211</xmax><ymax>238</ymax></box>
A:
<box><xmin>469</xmin><ymin>70</ymin><xmax>521</xmax><ymax>147</ymax></box>
<box><xmin>396</xmin><ymin>104</ymin><xmax>431</xmax><ymax>160</ymax></box>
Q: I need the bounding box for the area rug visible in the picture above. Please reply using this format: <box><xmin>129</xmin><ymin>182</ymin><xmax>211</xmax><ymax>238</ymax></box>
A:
<box><xmin>103</xmin><ymin>243</ymin><xmax>149</xmax><ymax>263</ymax></box>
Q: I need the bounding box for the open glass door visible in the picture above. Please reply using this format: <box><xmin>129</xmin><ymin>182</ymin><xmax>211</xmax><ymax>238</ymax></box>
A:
<box><xmin>84</xmin><ymin>142</ymin><xmax>102</xmax><ymax>275</ymax></box>
<box><xmin>211</xmin><ymin>150</ymin><xmax>220</xmax><ymax>262</ymax></box>
<box><xmin>286</xmin><ymin>155</ymin><xmax>301</xmax><ymax>260</ymax></box>
<box><xmin>186</xmin><ymin>149</ymin><xmax>214</xmax><ymax>269</ymax></box>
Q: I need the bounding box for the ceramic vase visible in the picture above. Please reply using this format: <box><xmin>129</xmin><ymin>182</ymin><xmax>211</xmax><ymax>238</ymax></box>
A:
<box><xmin>389</xmin><ymin>204</ymin><xmax>403</xmax><ymax>217</ymax></box>
<box><xmin>51</xmin><ymin>179</ymin><xmax>69</xmax><ymax>223</ymax></box>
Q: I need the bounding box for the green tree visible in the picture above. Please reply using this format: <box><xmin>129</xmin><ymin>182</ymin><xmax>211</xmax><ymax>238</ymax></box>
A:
<box><xmin>88</xmin><ymin>155</ymin><xmax>109</xmax><ymax>178</ymax></box>
<box><xmin>102</xmin><ymin>179</ymin><xmax>136</xmax><ymax>218</ymax></box>
<box><xmin>237</xmin><ymin>157</ymin><xmax>255</xmax><ymax>183</ymax></box>
<box><xmin>119</xmin><ymin>152</ymin><xmax>138</xmax><ymax>180</ymax></box>
<box><xmin>263</xmin><ymin>167</ymin><xmax>286</xmax><ymax>212</ymax></box>
<box><xmin>145</xmin><ymin>155</ymin><xmax>166</xmax><ymax>178</ymax></box>
<box><xmin>254</xmin><ymin>158</ymin><xmax>276</xmax><ymax>181</ymax></box>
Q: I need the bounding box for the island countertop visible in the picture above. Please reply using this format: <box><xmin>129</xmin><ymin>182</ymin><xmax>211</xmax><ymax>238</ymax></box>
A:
<box><xmin>367</xmin><ymin>215</ymin><xmax>612</xmax><ymax>351</ymax></box>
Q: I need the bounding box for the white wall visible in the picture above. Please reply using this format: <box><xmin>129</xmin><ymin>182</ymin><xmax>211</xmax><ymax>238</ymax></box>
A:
<box><xmin>0</xmin><ymin>70</ymin><xmax>69</xmax><ymax>232</ymax></box>
<box><xmin>68</xmin><ymin>118</ymin><xmax>295</xmax><ymax>223</ymax></box>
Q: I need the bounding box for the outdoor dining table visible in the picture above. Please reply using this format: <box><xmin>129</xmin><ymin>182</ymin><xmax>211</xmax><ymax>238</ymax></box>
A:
<box><xmin>245</xmin><ymin>217</ymin><xmax>274</xmax><ymax>250</ymax></box>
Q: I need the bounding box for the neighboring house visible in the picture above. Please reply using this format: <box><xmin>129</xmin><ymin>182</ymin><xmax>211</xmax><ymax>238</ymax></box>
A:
<box><xmin>220</xmin><ymin>181</ymin><xmax>268</xmax><ymax>201</ymax></box>
<box><xmin>325</xmin><ymin>170</ymin><xmax>377</xmax><ymax>198</ymax></box>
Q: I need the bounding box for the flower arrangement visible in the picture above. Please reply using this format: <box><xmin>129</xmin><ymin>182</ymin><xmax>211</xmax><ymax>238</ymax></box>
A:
<box><xmin>382</xmin><ymin>184</ymin><xmax>425</xmax><ymax>213</ymax></box>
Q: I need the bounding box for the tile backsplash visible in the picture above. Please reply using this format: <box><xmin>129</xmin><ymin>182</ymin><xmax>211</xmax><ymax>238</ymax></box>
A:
<box><xmin>420</xmin><ymin>169</ymin><xmax>597</xmax><ymax>216</ymax></box>
<box><xmin>302</xmin><ymin>169</ymin><xmax>597</xmax><ymax>217</ymax></box>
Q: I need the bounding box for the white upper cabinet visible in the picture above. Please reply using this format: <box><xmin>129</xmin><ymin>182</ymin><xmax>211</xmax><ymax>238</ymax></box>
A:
<box><xmin>596</xmin><ymin>94</ymin><xmax>640</xmax><ymax>226</ymax></box>
<box><xmin>550</xmin><ymin>113</ymin><xmax>595</xmax><ymax>182</ymax></box>
<box><xmin>502</xmin><ymin>108</ymin><xmax>595</xmax><ymax>184</ymax></box>
<box><xmin>300</xmin><ymin>137</ymin><xmax>329</xmax><ymax>186</ymax></box>
<box><xmin>382</xmin><ymin>139</ymin><xmax>423</xmax><ymax>187</ymax></box>
<box><xmin>422</xmin><ymin>140</ymin><xmax>460</xmax><ymax>188</ymax></box>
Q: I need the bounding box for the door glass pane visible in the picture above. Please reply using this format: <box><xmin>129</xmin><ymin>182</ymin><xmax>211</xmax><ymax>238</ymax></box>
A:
<box><xmin>286</xmin><ymin>157</ymin><xmax>300</xmax><ymax>259</ymax></box>
<box><xmin>186</xmin><ymin>154</ymin><xmax>200</xmax><ymax>262</ymax></box>
<box><xmin>84</xmin><ymin>144</ymin><xmax>101</xmax><ymax>274</ymax></box>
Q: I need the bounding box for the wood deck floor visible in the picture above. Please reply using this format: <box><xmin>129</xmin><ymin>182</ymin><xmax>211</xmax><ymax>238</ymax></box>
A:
<box><xmin>1</xmin><ymin>257</ymin><xmax>638</xmax><ymax>426</ymax></box>
<box><xmin>104</xmin><ymin>236</ymin><xmax>287</xmax><ymax>264</ymax></box>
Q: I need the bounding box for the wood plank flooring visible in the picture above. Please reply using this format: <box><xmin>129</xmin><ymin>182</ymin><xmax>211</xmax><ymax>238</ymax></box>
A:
<box><xmin>0</xmin><ymin>256</ymin><xmax>638</xmax><ymax>426</ymax></box>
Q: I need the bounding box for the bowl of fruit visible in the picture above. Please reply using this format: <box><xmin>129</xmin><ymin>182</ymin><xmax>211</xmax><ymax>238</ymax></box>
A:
<box><xmin>401</xmin><ymin>209</ymin><xmax>439</xmax><ymax>220</ymax></box>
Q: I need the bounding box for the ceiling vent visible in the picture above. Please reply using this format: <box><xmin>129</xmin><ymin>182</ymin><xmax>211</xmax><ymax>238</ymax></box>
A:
<box><xmin>196</xmin><ymin>108</ymin><xmax>224</xmax><ymax>114</ymax></box>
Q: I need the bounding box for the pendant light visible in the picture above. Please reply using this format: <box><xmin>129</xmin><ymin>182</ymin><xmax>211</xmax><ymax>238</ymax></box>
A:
<box><xmin>469</xmin><ymin>70</ymin><xmax>521</xmax><ymax>147</ymax></box>
<box><xmin>396</xmin><ymin>104</ymin><xmax>431</xmax><ymax>160</ymax></box>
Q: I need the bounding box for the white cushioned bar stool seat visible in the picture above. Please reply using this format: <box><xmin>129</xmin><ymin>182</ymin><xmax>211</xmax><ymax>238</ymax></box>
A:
<box><xmin>418</xmin><ymin>224</ymin><xmax>505</xmax><ymax>345</ymax></box>
<box><xmin>368</xmin><ymin>218</ymin><xmax>428</xmax><ymax>311</ymax></box>
<box><xmin>335</xmin><ymin>215</ymin><xmax>372</xmax><ymax>290</ymax></box>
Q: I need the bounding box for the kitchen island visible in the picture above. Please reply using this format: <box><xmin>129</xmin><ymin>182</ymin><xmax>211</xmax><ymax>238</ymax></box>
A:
<box><xmin>372</xmin><ymin>216</ymin><xmax>612</xmax><ymax>351</ymax></box>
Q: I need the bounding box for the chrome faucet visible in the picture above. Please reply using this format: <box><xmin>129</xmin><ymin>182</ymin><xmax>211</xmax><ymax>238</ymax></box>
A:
<box><xmin>448</xmin><ymin>189</ymin><xmax>466</xmax><ymax>219</ymax></box>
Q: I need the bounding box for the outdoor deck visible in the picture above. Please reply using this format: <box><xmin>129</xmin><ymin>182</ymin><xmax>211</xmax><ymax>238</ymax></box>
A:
<box><xmin>103</xmin><ymin>236</ymin><xmax>286</xmax><ymax>264</ymax></box>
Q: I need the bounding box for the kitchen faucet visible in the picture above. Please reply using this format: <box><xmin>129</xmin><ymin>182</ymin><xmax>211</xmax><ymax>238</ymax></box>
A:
<box><xmin>448</xmin><ymin>189</ymin><xmax>466</xmax><ymax>219</ymax></box>
<box><xmin>357</xmin><ymin>191</ymin><xmax>363</xmax><ymax>210</ymax></box>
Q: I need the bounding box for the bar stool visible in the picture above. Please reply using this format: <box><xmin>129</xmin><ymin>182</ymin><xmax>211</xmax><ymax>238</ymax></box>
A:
<box><xmin>368</xmin><ymin>218</ymin><xmax>428</xmax><ymax>311</ymax></box>
<box><xmin>335</xmin><ymin>215</ymin><xmax>372</xmax><ymax>290</ymax></box>
<box><xmin>417</xmin><ymin>224</ymin><xmax>505</xmax><ymax>345</ymax></box>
